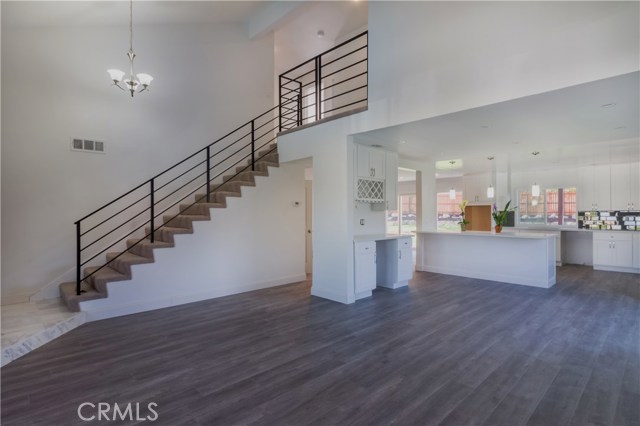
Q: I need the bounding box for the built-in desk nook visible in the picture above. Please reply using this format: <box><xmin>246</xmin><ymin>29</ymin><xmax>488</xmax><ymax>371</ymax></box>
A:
<box><xmin>353</xmin><ymin>235</ymin><xmax>413</xmax><ymax>300</ymax></box>
<box><xmin>416</xmin><ymin>231</ymin><xmax>557</xmax><ymax>288</ymax></box>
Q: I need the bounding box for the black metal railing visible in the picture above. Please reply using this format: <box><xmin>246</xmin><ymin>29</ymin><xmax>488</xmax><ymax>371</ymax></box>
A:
<box><xmin>278</xmin><ymin>31</ymin><xmax>368</xmax><ymax>132</ymax></box>
<box><xmin>73</xmin><ymin>32</ymin><xmax>369</xmax><ymax>296</ymax></box>
<box><xmin>74</xmin><ymin>106</ymin><xmax>279</xmax><ymax>295</ymax></box>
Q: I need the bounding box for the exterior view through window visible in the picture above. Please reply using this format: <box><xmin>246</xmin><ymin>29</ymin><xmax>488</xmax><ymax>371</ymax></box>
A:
<box><xmin>436</xmin><ymin>191</ymin><xmax>463</xmax><ymax>231</ymax></box>
<box><xmin>519</xmin><ymin>187</ymin><xmax>577</xmax><ymax>226</ymax></box>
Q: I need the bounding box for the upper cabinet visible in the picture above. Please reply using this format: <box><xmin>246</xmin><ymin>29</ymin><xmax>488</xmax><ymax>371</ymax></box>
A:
<box><xmin>578</xmin><ymin>163</ymin><xmax>639</xmax><ymax>211</ymax></box>
<box><xmin>355</xmin><ymin>144</ymin><xmax>398</xmax><ymax>207</ymax></box>
<box><xmin>611</xmin><ymin>163</ymin><xmax>640</xmax><ymax>211</ymax></box>
<box><xmin>463</xmin><ymin>173</ymin><xmax>492</xmax><ymax>204</ymax></box>
<box><xmin>357</xmin><ymin>145</ymin><xmax>386</xmax><ymax>179</ymax></box>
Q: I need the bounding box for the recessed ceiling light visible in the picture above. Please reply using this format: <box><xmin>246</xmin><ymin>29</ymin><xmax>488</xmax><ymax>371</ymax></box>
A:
<box><xmin>512</xmin><ymin>142</ymin><xmax>520</xmax><ymax>145</ymax></box>
<box><xmin>371</xmin><ymin>144</ymin><xmax>383</xmax><ymax>148</ymax></box>
<box><xmin>487</xmin><ymin>156</ymin><xmax>495</xmax><ymax>160</ymax></box>
<box><xmin>601</xmin><ymin>103</ymin><xmax>616</xmax><ymax>108</ymax></box>
<box><xmin>532</xmin><ymin>151</ymin><xmax>540</xmax><ymax>156</ymax></box>
<box><xmin>399</xmin><ymin>140</ymin><xmax>406</xmax><ymax>144</ymax></box>
<box><xmin>480</xmin><ymin>125</ymin><xmax>489</xmax><ymax>129</ymax></box>
<box><xmin>317</xmin><ymin>30</ymin><xmax>325</xmax><ymax>38</ymax></box>
<box><xmin>614</xmin><ymin>126</ymin><xmax>627</xmax><ymax>130</ymax></box>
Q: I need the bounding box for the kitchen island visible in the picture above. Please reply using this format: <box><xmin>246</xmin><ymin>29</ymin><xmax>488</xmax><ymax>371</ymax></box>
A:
<box><xmin>416</xmin><ymin>231</ymin><xmax>556</xmax><ymax>288</ymax></box>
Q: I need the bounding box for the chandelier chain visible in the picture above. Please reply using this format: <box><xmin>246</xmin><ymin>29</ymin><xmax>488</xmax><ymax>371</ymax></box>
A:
<box><xmin>129</xmin><ymin>0</ymin><xmax>134</xmax><ymax>52</ymax></box>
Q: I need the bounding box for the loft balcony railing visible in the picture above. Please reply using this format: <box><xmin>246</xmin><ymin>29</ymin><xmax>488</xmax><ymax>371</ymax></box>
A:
<box><xmin>73</xmin><ymin>31</ymin><xmax>369</xmax><ymax>295</ymax></box>
<box><xmin>278</xmin><ymin>31</ymin><xmax>368</xmax><ymax>131</ymax></box>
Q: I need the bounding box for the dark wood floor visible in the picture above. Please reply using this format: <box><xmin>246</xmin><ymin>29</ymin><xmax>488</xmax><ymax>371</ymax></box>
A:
<box><xmin>2</xmin><ymin>266</ymin><xmax>639</xmax><ymax>426</ymax></box>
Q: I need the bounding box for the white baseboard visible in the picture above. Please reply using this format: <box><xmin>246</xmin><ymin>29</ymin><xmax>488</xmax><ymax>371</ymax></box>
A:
<box><xmin>83</xmin><ymin>274</ymin><xmax>307</xmax><ymax>322</ymax></box>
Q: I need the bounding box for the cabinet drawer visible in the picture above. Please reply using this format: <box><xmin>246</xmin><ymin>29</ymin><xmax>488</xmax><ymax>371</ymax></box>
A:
<box><xmin>355</xmin><ymin>241</ymin><xmax>376</xmax><ymax>254</ymax></box>
<box><xmin>593</xmin><ymin>232</ymin><xmax>633</xmax><ymax>241</ymax></box>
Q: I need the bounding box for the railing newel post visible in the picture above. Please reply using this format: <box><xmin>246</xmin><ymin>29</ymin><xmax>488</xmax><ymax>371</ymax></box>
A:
<box><xmin>76</xmin><ymin>222</ymin><xmax>82</xmax><ymax>295</ymax></box>
<box><xmin>149</xmin><ymin>179</ymin><xmax>155</xmax><ymax>243</ymax></box>
<box><xmin>251</xmin><ymin>121</ymin><xmax>256</xmax><ymax>171</ymax></box>
<box><xmin>315</xmin><ymin>55</ymin><xmax>322</xmax><ymax>122</ymax></box>
<box><xmin>278</xmin><ymin>76</ymin><xmax>283</xmax><ymax>132</ymax></box>
<box><xmin>206</xmin><ymin>146</ymin><xmax>211</xmax><ymax>203</ymax></box>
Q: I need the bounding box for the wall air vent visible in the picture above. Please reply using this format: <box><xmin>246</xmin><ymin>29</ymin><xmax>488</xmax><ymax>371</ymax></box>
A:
<box><xmin>71</xmin><ymin>138</ymin><xmax>105</xmax><ymax>154</ymax></box>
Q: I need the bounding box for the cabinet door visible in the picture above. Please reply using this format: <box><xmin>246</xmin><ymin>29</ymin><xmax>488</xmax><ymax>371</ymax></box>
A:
<box><xmin>594</xmin><ymin>165</ymin><xmax>611</xmax><ymax>210</ymax></box>
<box><xmin>633</xmin><ymin>234</ymin><xmax>640</xmax><ymax>268</ymax></box>
<box><xmin>354</xmin><ymin>242</ymin><xmax>376</xmax><ymax>292</ymax></box>
<box><xmin>386</xmin><ymin>152</ymin><xmax>398</xmax><ymax>210</ymax></box>
<box><xmin>578</xmin><ymin>166</ymin><xmax>596</xmax><ymax>211</ymax></box>
<box><xmin>630</xmin><ymin>163</ymin><xmax>640</xmax><ymax>210</ymax></box>
<box><xmin>369</xmin><ymin>149</ymin><xmax>386</xmax><ymax>179</ymax></box>
<box><xmin>356</xmin><ymin>145</ymin><xmax>372</xmax><ymax>178</ymax></box>
<box><xmin>613</xmin><ymin>240</ymin><xmax>633</xmax><ymax>268</ymax></box>
<box><xmin>593</xmin><ymin>239</ymin><xmax>613</xmax><ymax>265</ymax></box>
<box><xmin>397</xmin><ymin>238</ymin><xmax>413</xmax><ymax>281</ymax></box>
<box><xmin>611</xmin><ymin>163</ymin><xmax>630</xmax><ymax>210</ymax></box>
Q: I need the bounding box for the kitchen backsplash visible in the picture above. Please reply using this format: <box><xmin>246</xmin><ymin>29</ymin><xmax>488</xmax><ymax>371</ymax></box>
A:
<box><xmin>578</xmin><ymin>211</ymin><xmax>640</xmax><ymax>231</ymax></box>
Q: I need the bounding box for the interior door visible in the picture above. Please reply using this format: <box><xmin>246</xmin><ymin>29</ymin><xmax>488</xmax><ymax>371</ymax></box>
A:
<box><xmin>305</xmin><ymin>180</ymin><xmax>313</xmax><ymax>274</ymax></box>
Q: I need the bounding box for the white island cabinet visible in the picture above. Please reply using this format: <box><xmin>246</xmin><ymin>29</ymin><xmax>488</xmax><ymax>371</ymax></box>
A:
<box><xmin>416</xmin><ymin>231</ymin><xmax>556</xmax><ymax>288</ymax></box>
<box><xmin>353</xmin><ymin>235</ymin><xmax>414</xmax><ymax>300</ymax></box>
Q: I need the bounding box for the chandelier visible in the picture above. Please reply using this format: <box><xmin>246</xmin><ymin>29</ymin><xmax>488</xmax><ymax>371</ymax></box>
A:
<box><xmin>107</xmin><ymin>0</ymin><xmax>153</xmax><ymax>97</ymax></box>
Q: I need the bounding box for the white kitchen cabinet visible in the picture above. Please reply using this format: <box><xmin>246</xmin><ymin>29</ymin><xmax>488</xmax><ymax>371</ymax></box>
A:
<box><xmin>385</xmin><ymin>152</ymin><xmax>398</xmax><ymax>210</ymax></box>
<box><xmin>354</xmin><ymin>241</ymin><xmax>376</xmax><ymax>294</ymax></box>
<box><xmin>376</xmin><ymin>236</ymin><xmax>413</xmax><ymax>289</ymax></box>
<box><xmin>356</xmin><ymin>145</ymin><xmax>385</xmax><ymax>179</ymax></box>
<box><xmin>578</xmin><ymin>165</ymin><xmax>612</xmax><ymax>211</ymax></box>
<box><xmin>593</xmin><ymin>232</ymin><xmax>636</xmax><ymax>273</ymax></box>
<box><xmin>633</xmin><ymin>233</ymin><xmax>640</xmax><ymax>268</ymax></box>
<box><xmin>611</xmin><ymin>163</ymin><xmax>640</xmax><ymax>211</ymax></box>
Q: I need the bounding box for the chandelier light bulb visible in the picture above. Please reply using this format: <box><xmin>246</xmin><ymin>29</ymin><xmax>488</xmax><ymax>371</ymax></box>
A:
<box><xmin>449</xmin><ymin>188</ymin><xmax>456</xmax><ymax>200</ymax></box>
<box><xmin>107</xmin><ymin>69</ymin><xmax>125</xmax><ymax>82</ymax></box>
<box><xmin>487</xmin><ymin>185</ymin><xmax>495</xmax><ymax>199</ymax></box>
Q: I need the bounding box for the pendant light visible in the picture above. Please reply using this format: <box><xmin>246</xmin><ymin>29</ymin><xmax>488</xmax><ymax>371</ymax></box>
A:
<box><xmin>530</xmin><ymin>152</ymin><xmax>540</xmax><ymax>197</ymax></box>
<box><xmin>487</xmin><ymin>185</ymin><xmax>495</xmax><ymax>199</ymax></box>
<box><xmin>449</xmin><ymin>188</ymin><xmax>456</xmax><ymax>200</ymax></box>
<box><xmin>531</xmin><ymin>183</ymin><xmax>540</xmax><ymax>197</ymax></box>
<box><xmin>107</xmin><ymin>0</ymin><xmax>153</xmax><ymax>97</ymax></box>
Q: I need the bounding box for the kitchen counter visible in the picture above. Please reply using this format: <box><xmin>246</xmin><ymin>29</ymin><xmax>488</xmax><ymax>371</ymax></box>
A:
<box><xmin>416</xmin><ymin>231</ymin><xmax>556</xmax><ymax>288</ymax></box>
<box><xmin>353</xmin><ymin>234</ymin><xmax>413</xmax><ymax>242</ymax></box>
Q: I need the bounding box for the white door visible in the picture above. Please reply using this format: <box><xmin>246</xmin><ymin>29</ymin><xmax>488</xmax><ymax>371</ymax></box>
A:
<box><xmin>305</xmin><ymin>180</ymin><xmax>313</xmax><ymax>274</ymax></box>
<box><xmin>613</xmin><ymin>240</ymin><xmax>633</xmax><ymax>268</ymax></box>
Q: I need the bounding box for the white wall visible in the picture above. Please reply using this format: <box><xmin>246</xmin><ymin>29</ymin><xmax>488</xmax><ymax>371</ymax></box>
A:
<box><xmin>1</xmin><ymin>15</ymin><xmax>274</xmax><ymax>303</ymax></box>
<box><xmin>80</xmin><ymin>162</ymin><xmax>306</xmax><ymax>320</ymax></box>
<box><xmin>353</xmin><ymin>201</ymin><xmax>385</xmax><ymax>236</ymax></box>
<box><xmin>366</xmin><ymin>1</ymin><xmax>639</xmax><ymax>131</ymax></box>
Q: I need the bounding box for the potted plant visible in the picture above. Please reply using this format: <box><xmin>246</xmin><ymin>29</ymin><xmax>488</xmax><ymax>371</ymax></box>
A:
<box><xmin>492</xmin><ymin>200</ymin><xmax>516</xmax><ymax>233</ymax></box>
<box><xmin>458</xmin><ymin>200</ymin><xmax>470</xmax><ymax>231</ymax></box>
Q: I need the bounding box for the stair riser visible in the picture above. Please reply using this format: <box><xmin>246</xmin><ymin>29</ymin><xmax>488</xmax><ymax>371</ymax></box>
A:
<box><xmin>223</xmin><ymin>171</ymin><xmax>256</xmax><ymax>183</ymax></box>
<box><xmin>212</xmin><ymin>181</ymin><xmax>255</xmax><ymax>193</ymax></box>
<box><xmin>162</xmin><ymin>215</ymin><xmax>209</xmax><ymax>229</ymax></box>
<box><xmin>211</xmin><ymin>192</ymin><xmax>241</xmax><ymax>204</ymax></box>
<box><xmin>235</xmin><ymin>164</ymin><xmax>270</xmax><ymax>175</ymax></box>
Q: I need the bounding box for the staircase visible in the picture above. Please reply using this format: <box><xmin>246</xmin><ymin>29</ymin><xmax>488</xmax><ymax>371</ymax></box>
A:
<box><xmin>59</xmin><ymin>145</ymin><xmax>279</xmax><ymax>312</ymax></box>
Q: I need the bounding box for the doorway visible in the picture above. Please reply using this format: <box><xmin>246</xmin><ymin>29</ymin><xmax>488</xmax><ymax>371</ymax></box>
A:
<box><xmin>305</xmin><ymin>175</ymin><xmax>313</xmax><ymax>275</ymax></box>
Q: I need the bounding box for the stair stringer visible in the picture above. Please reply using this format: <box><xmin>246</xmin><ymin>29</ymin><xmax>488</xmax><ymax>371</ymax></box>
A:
<box><xmin>78</xmin><ymin>162</ymin><xmax>306</xmax><ymax>321</ymax></box>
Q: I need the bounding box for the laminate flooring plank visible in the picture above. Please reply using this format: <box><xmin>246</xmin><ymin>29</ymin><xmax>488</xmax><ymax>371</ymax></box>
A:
<box><xmin>2</xmin><ymin>268</ymin><xmax>639</xmax><ymax>426</ymax></box>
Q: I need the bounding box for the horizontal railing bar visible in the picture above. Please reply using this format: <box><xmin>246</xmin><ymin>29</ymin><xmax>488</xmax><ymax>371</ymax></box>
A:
<box><xmin>280</xmin><ymin>94</ymin><xmax>299</xmax><ymax>103</ymax></box>
<box><xmin>209</xmin><ymin>130</ymin><xmax>252</xmax><ymax>158</ymax></box>
<box><xmin>281</xmin><ymin>81</ymin><xmax>315</xmax><ymax>98</ymax></box>
<box><xmin>253</xmin><ymin>115</ymin><xmax>278</xmax><ymax>133</ymax></box>
<box><xmin>155</xmin><ymin>170</ymin><xmax>207</xmax><ymax>206</ymax></box>
<box><xmin>318</xmin><ymin>30</ymin><xmax>368</xmax><ymax>59</ymax></box>
<box><xmin>321</xmin><ymin>58</ymin><xmax>367</xmax><ymax>80</ymax></box>
<box><xmin>322</xmin><ymin>84</ymin><xmax>368</xmax><ymax>103</ymax></box>
<box><xmin>153</xmin><ymin>181</ymin><xmax>208</xmax><ymax>219</ymax></box>
<box><xmin>76</xmin><ymin>180</ymin><xmax>149</xmax><ymax>224</ymax></box>
<box><xmin>280</xmin><ymin>105</ymin><xmax>298</xmax><ymax>115</ymax></box>
<box><xmin>80</xmin><ymin>192</ymin><xmax>149</xmax><ymax>237</ymax></box>
<box><xmin>80</xmin><ymin>207</ymin><xmax>150</xmax><ymax>253</ymax></box>
<box><xmin>279</xmin><ymin>56</ymin><xmax>316</xmax><ymax>78</ymax></box>
<box><xmin>322</xmin><ymin>71</ymin><xmax>367</xmax><ymax>91</ymax></box>
<box><xmin>80</xmin><ymin>220</ymin><xmax>148</xmax><ymax>267</ymax></box>
<box><xmin>279</xmin><ymin>100</ymin><xmax>298</xmax><ymax>110</ymax></box>
<box><xmin>321</xmin><ymin>98</ymin><xmax>368</xmax><ymax>115</ymax></box>
<box><xmin>299</xmin><ymin>103</ymin><xmax>317</xmax><ymax>111</ymax></box>
<box><xmin>321</xmin><ymin>44</ymin><xmax>367</xmax><ymax>68</ymax></box>
<box><xmin>285</xmin><ymin>67</ymin><xmax>316</xmax><ymax>83</ymax></box>
<box><xmin>255</xmin><ymin>124</ymin><xmax>279</xmax><ymax>143</ymax></box>
<box><xmin>155</xmin><ymin>158</ymin><xmax>207</xmax><ymax>193</ymax></box>
<box><xmin>208</xmin><ymin>141</ymin><xmax>254</xmax><ymax>172</ymax></box>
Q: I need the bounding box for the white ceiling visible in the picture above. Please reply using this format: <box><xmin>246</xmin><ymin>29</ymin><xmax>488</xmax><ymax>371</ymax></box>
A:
<box><xmin>2</xmin><ymin>1</ymin><xmax>266</xmax><ymax>28</ymax></box>
<box><xmin>355</xmin><ymin>72</ymin><xmax>640</xmax><ymax>178</ymax></box>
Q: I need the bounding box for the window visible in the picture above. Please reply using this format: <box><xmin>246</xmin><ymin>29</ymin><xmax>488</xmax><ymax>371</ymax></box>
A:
<box><xmin>518</xmin><ymin>187</ymin><xmax>577</xmax><ymax>226</ymax></box>
<box><xmin>386</xmin><ymin>194</ymin><xmax>417</xmax><ymax>236</ymax></box>
<box><xmin>437</xmin><ymin>191</ymin><xmax>463</xmax><ymax>232</ymax></box>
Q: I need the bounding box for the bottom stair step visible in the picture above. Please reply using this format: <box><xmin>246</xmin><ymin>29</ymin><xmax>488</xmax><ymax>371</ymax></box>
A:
<box><xmin>59</xmin><ymin>282</ymin><xmax>106</xmax><ymax>312</ymax></box>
